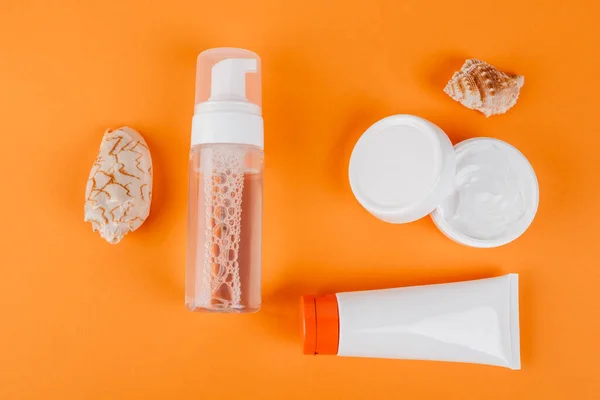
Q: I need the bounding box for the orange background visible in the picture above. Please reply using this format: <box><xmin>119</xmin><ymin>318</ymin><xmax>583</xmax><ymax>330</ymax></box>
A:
<box><xmin>1</xmin><ymin>0</ymin><xmax>599</xmax><ymax>399</ymax></box>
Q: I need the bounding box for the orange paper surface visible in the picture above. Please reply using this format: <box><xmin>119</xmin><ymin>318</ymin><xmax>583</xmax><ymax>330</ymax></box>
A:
<box><xmin>0</xmin><ymin>0</ymin><xmax>599</xmax><ymax>399</ymax></box>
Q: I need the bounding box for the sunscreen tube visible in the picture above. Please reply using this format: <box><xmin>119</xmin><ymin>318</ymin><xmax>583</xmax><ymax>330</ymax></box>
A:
<box><xmin>301</xmin><ymin>274</ymin><xmax>521</xmax><ymax>369</ymax></box>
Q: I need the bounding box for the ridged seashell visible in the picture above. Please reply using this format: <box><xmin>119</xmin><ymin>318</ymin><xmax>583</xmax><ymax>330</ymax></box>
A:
<box><xmin>84</xmin><ymin>127</ymin><xmax>153</xmax><ymax>244</ymax></box>
<box><xmin>444</xmin><ymin>59</ymin><xmax>524</xmax><ymax>117</ymax></box>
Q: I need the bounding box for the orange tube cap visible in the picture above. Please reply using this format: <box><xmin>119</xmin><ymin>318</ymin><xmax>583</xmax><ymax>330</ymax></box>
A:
<box><xmin>301</xmin><ymin>294</ymin><xmax>339</xmax><ymax>355</ymax></box>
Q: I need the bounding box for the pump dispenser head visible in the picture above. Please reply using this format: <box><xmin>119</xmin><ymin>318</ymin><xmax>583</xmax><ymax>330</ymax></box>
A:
<box><xmin>192</xmin><ymin>48</ymin><xmax>263</xmax><ymax>148</ymax></box>
<box><xmin>209</xmin><ymin>58</ymin><xmax>257</xmax><ymax>102</ymax></box>
<box><xmin>194</xmin><ymin>48</ymin><xmax>261</xmax><ymax>114</ymax></box>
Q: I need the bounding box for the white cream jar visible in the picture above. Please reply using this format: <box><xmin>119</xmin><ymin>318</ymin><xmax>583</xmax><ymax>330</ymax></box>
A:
<box><xmin>431</xmin><ymin>138</ymin><xmax>538</xmax><ymax>247</ymax></box>
<box><xmin>349</xmin><ymin>115</ymin><xmax>539</xmax><ymax>248</ymax></box>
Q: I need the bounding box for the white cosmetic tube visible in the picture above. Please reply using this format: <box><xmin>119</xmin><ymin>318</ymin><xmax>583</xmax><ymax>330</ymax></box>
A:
<box><xmin>301</xmin><ymin>274</ymin><xmax>520</xmax><ymax>369</ymax></box>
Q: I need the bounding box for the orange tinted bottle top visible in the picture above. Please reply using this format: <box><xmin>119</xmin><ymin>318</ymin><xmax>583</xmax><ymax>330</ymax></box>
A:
<box><xmin>301</xmin><ymin>294</ymin><xmax>339</xmax><ymax>355</ymax></box>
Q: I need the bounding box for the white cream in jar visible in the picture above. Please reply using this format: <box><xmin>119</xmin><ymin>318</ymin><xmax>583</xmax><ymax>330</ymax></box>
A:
<box><xmin>432</xmin><ymin>138</ymin><xmax>539</xmax><ymax>247</ymax></box>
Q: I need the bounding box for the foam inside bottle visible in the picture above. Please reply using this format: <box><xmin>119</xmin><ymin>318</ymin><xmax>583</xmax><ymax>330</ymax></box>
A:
<box><xmin>199</xmin><ymin>146</ymin><xmax>247</xmax><ymax>309</ymax></box>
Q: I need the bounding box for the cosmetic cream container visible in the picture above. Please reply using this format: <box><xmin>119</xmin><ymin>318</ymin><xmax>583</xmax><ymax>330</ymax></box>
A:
<box><xmin>349</xmin><ymin>115</ymin><xmax>539</xmax><ymax>247</ymax></box>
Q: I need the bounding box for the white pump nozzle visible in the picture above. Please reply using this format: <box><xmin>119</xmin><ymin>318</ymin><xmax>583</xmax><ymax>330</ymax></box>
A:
<box><xmin>192</xmin><ymin>49</ymin><xmax>263</xmax><ymax>148</ymax></box>
<box><xmin>209</xmin><ymin>58</ymin><xmax>257</xmax><ymax>102</ymax></box>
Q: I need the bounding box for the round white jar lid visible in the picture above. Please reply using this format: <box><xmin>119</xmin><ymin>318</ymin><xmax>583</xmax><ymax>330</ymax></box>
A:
<box><xmin>431</xmin><ymin>138</ymin><xmax>539</xmax><ymax>248</ymax></box>
<box><xmin>349</xmin><ymin>115</ymin><xmax>457</xmax><ymax>223</ymax></box>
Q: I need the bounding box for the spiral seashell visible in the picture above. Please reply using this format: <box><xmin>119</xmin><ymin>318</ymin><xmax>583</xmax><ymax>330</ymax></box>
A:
<box><xmin>444</xmin><ymin>59</ymin><xmax>524</xmax><ymax>117</ymax></box>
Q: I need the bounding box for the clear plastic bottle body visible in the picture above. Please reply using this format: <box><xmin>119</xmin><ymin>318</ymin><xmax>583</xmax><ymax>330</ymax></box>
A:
<box><xmin>186</xmin><ymin>143</ymin><xmax>263</xmax><ymax>313</ymax></box>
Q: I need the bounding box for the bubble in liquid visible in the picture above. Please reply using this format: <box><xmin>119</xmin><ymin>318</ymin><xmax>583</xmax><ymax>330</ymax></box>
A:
<box><xmin>215</xmin><ymin>173</ymin><xmax>227</xmax><ymax>184</ymax></box>
<box><xmin>215</xmin><ymin>206</ymin><xmax>226</xmax><ymax>221</ymax></box>
<box><xmin>228</xmin><ymin>249</ymin><xmax>237</xmax><ymax>261</ymax></box>
<box><xmin>219</xmin><ymin>284</ymin><xmax>233</xmax><ymax>300</ymax></box>
<box><xmin>210</xmin><ymin>244</ymin><xmax>220</xmax><ymax>257</ymax></box>
<box><xmin>211</xmin><ymin>263</ymin><xmax>225</xmax><ymax>278</ymax></box>
<box><xmin>213</xmin><ymin>223</ymin><xmax>228</xmax><ymax>238</ymax></box>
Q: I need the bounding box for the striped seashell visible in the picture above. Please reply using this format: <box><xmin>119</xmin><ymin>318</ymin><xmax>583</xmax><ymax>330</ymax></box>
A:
<box><xmin>444</xmin><ymin>59</ymin><xmax>524</xmax><ymax>117</ymax></box>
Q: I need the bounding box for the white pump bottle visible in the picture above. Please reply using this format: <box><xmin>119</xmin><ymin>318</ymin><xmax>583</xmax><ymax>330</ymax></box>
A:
<box><xmin>186</xmin><ymin>48</ymin><xmax>263</xmax><ymax>313</ymax></box>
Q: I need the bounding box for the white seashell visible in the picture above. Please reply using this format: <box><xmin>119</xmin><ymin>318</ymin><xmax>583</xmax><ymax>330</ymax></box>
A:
<box><xmin>444</xmin><ymin>59</ymin><xmax>524</xmax><ymax>117</ymax></box>
<box><xmin>84</xmin><ymin>127</ymin><xmax>152</xmax><ymax>244</ymax></box>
